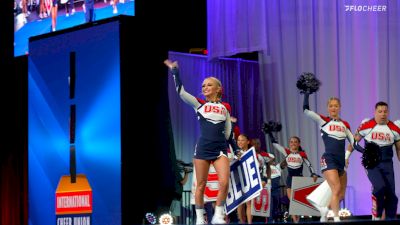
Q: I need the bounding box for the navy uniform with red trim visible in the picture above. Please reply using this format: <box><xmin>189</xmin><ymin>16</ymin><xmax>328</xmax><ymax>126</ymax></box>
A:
<box><xmin>303</xmin><ymin>108</ymin><xmax>354</xmax><ymax>175</ymax></box>
<box><xmin>171</xmin><ymin>67</ymin><xmax>232</xmax><ymax>160</ymax></box>
<box><xmin>270</xmin><ymin>141</ymin><xmax>316</xmax><ymax>188</ymax></box>
<box><xmin>356</xmin><ymin>118</ymin><xmax>400</xmax><ymax>219</ymax></box>
<box><xmin>261</xmin><ymin>154</ymin><xmax>282</xmax><ymax>222</ymax></box>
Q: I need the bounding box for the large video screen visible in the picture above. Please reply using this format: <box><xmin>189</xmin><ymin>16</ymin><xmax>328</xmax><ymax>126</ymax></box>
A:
<box><xmin>14</xmin><ymin>0</ymin><xmax>134</xmax><ymax>56</ymax></box>
<box><xmin>28</xmin><ymin>20</ymin><xmax>122</xmax><ymax>225</ymax></box>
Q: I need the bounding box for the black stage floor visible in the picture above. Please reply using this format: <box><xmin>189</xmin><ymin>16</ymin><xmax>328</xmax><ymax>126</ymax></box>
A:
<box><xmin>228</xmin><ymin>217</ymin><xmax>400</xmax><ymax>225</ymax></box>
<box><xmin>172</xmin><ymin>217</ymin><xmax>400</xmax><ymax>225</ymax></box>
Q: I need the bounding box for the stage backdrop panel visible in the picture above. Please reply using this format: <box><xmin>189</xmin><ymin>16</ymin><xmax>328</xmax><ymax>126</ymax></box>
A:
<box><xmin>28</xmin><ymin>19</ymin><xmax>121</xmax><ymax>225</ymax></box>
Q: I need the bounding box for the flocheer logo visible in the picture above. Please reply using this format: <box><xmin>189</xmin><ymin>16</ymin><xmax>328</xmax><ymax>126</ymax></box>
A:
<box><xmin>344</xmin><ymin>4</ymin><xmax>387</xmax><ymax>12</ymax></box>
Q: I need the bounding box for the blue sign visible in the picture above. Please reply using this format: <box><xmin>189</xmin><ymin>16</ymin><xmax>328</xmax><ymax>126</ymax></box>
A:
<box><xmin>226</xmin><ymin>147</ymin><xmax>262</xmax><ymax>214</ymax></box>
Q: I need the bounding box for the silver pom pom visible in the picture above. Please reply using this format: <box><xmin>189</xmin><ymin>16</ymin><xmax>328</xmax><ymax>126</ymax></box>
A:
<box><xmin>296</xmin><ymin>72</ymin><xmax>321</xmax><ymax>94</ymax></box>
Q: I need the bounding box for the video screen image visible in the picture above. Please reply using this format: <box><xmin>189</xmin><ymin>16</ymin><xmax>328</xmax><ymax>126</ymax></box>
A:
<box><xmin>14</xmin><ymin>0</ymin><xmax>134</xmax><ymax>56</ymax></box>
<box><xmin>28</xmin><ymin>20</ymin><xmax>122</xmax><ymax>225</ymax></box>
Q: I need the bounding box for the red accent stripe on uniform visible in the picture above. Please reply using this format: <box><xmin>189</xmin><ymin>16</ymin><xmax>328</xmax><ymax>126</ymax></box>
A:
<box><xmin>319</xmin><ymin>114</ymin><xmax>331</xmax><ymax>123</ymax></box>
<box><xmin>358</xmin><ymin>119</ymin><xmax>376</xmax><ymax>131</ymax></box>
<box><xmin>388</xmin><ymin>121</ymin><xmax>400</xmax><ymax>134</ymax></box>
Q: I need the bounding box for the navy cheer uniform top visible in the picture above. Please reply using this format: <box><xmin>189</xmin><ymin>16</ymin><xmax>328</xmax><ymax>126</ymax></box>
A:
<box><xmin>171</xmin><ymin>68</ymin><xmax>232</xmax><ymax>160</ymax></box>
